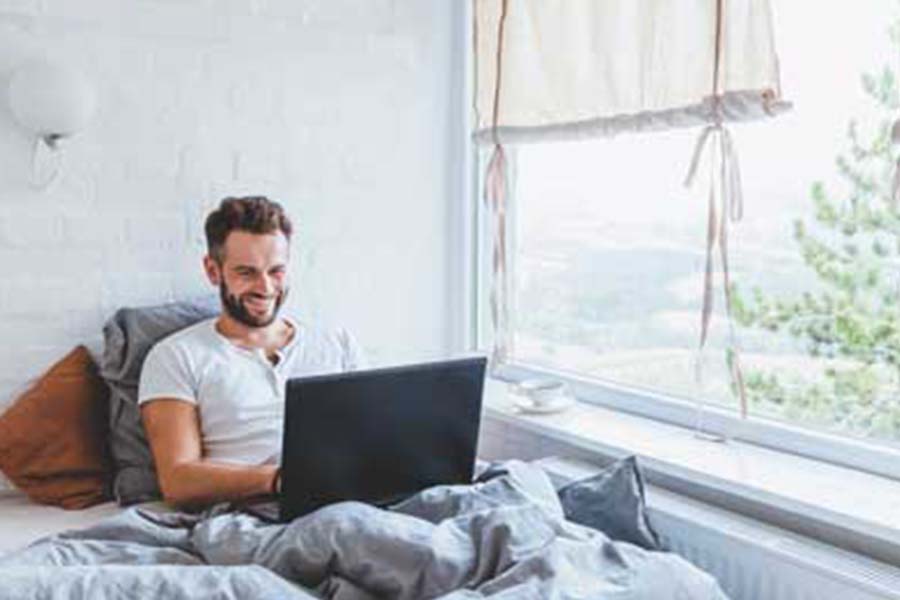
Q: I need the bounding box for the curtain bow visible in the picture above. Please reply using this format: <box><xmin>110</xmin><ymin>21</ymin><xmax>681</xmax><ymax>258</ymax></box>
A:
<box><xmin>685</xmin><ymin>122</ymin><xmax>749</xmax><ymax>418</ymax></box>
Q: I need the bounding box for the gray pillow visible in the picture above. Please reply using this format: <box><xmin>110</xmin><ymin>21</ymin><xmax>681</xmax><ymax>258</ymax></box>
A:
<box><xmin>98</xmin><ymin>296</ymin><xmax>220</xmax><ymax>506</ymax></box>
<box><xmin>556</xmin><ymin>455</ymin><xmax>661</xmax><ymax>550</ymax></box>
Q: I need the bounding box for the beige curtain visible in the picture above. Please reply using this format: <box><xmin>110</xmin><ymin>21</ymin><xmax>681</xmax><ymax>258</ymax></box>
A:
<box><xmin>474</xmin><ymin>0</ymin><xmax>790</xmax><ymax>418</ymax></box>
<box><xmin>474</xmin><ymin>0</ymin><xmax>789</xmax><ymax>144</ymax></box>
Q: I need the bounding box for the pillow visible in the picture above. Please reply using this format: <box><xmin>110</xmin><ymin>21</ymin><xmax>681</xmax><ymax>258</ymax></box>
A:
<box><xmin>556</xmin><ymin>455</ymin><xmax>661</xmax><ymax>550</ymax></box>
<box><xmin>98</xmin><ymin>296</ymin><xmax>219</xmax><ymax>505</ymax></box>
<box><xmin>0</xmin><ymin>346</ymin><xmax>112</xmax><ymax>509</ymax></box>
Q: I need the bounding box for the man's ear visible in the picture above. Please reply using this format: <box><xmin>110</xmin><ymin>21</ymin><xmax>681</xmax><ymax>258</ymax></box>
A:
<box><xmin>203</xmin><ymin>255</ymin><xmax>221</xmax><ymax>286</ymax></box>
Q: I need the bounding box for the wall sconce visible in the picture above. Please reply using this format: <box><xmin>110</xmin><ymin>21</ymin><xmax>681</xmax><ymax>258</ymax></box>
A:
<box><xmin>7</xmin><ymin>60</ymin><xmax>96</xmax><ymax>189</ymax></box>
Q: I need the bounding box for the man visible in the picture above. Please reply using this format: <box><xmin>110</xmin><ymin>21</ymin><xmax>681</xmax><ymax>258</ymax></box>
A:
<box><xmin>138</xmin><ymin>196</ymin><xmax>364</xmax><ymax>509</ymax></box>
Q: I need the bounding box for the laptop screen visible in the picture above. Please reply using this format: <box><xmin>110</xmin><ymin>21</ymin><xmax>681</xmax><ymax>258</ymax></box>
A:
<box><xmin>280</xmin><ymin>356</ymin><xmax>487</xmax><ymax>521</ymax></box>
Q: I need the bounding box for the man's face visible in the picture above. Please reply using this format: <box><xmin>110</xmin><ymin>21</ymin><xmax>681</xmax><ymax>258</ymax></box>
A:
<box><xmin>205</xmin><ymin>231</ymin><xmax>290</xmax><ymax>329</ymax></box>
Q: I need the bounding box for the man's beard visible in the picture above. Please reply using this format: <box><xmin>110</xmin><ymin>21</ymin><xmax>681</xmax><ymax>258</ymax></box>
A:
<box><xmin>219</xmin><ymin>281</ymin><xmax>288</xmax><ymax>328</ymax></box>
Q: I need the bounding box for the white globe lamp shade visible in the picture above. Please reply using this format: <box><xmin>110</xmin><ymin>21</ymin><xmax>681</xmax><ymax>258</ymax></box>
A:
<box><xmin>7</xmin><ymin>60</ymin><xmax>96</xmax><ymax>141</ymax></box>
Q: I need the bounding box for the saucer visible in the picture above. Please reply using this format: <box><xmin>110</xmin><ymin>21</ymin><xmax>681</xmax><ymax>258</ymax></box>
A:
<box><xmin>513</xmin><ymin>395</ymin><xmax>574</xmax><ymax>415</ymax></box>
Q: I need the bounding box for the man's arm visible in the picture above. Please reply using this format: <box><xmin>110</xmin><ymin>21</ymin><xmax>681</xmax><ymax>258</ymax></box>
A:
<box><xmin>141</xmin><ymin>399</ymin><xmax>278</xmax><ymax>509</ymax></box>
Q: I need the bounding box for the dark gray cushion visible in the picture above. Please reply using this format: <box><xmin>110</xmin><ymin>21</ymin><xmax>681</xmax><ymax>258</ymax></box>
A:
<box><xmin>556</xmin><ymin>455</ymin><xmax>661</xmax><ymax>550</ymax></box>
<box><xmin>98</xmin><ymin>296</ymin><xmax>220</xmax><ymax>506</ymax></box>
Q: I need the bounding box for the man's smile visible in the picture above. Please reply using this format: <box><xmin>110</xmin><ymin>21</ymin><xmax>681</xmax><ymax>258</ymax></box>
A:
<box><xmin>246</xmin><ymin>296</ymin><xmax>275</xmax><ymax>309</ymax></box>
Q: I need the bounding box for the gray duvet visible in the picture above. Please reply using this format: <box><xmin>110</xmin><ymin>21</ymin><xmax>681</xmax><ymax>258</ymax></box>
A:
<box><xmin>0</xmin><ymin>462</ymin><xmax>728</xmax><ymax>599</ymax></box>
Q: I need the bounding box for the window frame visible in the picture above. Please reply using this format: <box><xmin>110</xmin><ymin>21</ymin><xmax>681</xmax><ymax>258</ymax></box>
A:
<box><xmin>457</xmin><ymin>0</ymin><xmax>900</xmax><ymax>484</ymax></box>
<box><xmin>465</xmin><ymin>144</ymin><xmax>900</xmax><ymax>483</ymax></box>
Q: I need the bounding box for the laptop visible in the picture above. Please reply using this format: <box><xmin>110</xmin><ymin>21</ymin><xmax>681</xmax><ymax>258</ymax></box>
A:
<box><xmin>277</xmin><ymin>356</ymin><xmax>487</xmax><ymax>522</ymax></box>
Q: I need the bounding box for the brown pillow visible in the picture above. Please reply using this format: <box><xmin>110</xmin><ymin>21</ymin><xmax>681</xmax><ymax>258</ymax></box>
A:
<box><xmin>0</xmin><ymin>346</ymin><xmax>112</xmax><ymax>508</ymax></box>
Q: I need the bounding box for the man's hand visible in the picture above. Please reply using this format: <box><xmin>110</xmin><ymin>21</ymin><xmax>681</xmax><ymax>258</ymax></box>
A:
<box><xmin>141</xmin><ymin>399</ymin><xmax>278</xmax><ymax>509</ymax></box>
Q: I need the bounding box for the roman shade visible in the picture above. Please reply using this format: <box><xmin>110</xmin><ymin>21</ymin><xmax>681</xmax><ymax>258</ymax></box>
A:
<box><xmin>474</xmin><ymin>0</ymin><xmax>791</xmax><ymax>418</ymax></box>
<box><xmin>473</xmin><ymin>0</ymin><xmax>788</xmax><ymax>144</ymax></box>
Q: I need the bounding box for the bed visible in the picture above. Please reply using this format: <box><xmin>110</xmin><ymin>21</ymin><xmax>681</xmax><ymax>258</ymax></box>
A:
<box><xmin>0</xmin><ymin>494</ymin><xmax>123</xmax><ymax>557</ymax></box>
<box><xmin>0</xmin><ymin>493</ymin><xmax>177</xmax><ymax>558</ymax></box>
<box><xmin>0</xmin><ymin>460</ymin><xmax>729</xmax><ymax>599</ymax></box>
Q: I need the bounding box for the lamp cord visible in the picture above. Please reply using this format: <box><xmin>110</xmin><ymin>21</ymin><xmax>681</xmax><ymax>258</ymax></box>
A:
<box><xmin>30</xmin><ymin>136</ymin><xmax>64</xmax><ymax>190</ymax></box>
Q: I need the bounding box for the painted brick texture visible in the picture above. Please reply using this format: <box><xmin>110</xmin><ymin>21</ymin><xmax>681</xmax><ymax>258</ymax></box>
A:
<box><xmin>0</xmin><ymin>0</ymin><xmax>460</xmax><ymax>491</ymax></box>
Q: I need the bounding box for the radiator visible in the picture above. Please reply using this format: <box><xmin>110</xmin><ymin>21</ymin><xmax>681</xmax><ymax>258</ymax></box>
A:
<box><xmin>536</xmin><ymin>457</ymin><xmax>900</xmax><ymax>600</ymax></box>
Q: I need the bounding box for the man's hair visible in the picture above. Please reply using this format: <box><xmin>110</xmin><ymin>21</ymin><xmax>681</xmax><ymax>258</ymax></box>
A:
<box><xmin>204</xmin><ymin>196</ymin><xmax>293</xmax><ymax>263</ymax></box>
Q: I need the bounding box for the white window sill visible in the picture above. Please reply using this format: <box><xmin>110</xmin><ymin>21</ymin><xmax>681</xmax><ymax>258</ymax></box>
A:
<box><xmin>482</xmin><ymin>378</ymin><xmax>900</xmax><ymax>565</ymax></box>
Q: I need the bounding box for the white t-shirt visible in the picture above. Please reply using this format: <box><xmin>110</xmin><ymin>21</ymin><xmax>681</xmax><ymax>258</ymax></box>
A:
<box><xmin>138</xmin><ymin>316</ymin><xmax>365</xmax><ymax>465</ymax></box>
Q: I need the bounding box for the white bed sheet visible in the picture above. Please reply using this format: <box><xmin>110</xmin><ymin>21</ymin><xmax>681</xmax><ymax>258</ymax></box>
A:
<box><xmin>0</xmin><ymin>493</ymin><xmax>162</xmax><ymax>557</ymax></box>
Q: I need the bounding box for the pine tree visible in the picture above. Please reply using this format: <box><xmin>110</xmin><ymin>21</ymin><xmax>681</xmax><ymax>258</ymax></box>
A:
<box><xmin>731</xmin><ymin>20</ymin><xmax>900</xmax><ymax>441</ymax></box>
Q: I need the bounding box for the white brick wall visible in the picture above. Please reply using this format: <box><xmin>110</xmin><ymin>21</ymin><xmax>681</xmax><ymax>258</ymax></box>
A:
<box><xmin>0</xmin><ymin>0</ymin><xmax>462</xmax><ymax>489</ymax></box>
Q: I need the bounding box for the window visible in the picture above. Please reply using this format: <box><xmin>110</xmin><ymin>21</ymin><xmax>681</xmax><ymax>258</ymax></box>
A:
<box><xmin>477</xmin><ymin>2</ymin><xmax>900</xmax><ymax>456</ymax></box>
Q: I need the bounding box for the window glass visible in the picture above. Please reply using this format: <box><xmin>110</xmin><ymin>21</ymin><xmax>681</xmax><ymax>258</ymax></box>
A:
<box><xmin>502</xmin><ymin>1</ymin><xmax>900</xmax><ymax>445</ymax></box>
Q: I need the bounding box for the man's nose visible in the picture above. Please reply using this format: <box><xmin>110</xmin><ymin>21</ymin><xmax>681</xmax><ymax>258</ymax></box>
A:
<box><xmin>256</xmin><ymin>274</ymin><xmax>276</xmax><ymax>295</ymax></box>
